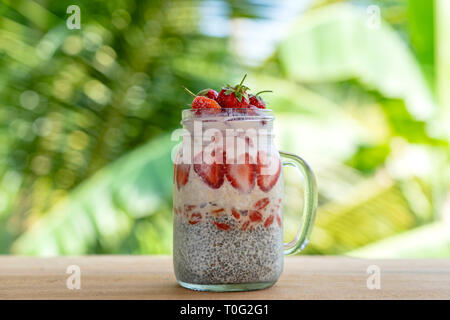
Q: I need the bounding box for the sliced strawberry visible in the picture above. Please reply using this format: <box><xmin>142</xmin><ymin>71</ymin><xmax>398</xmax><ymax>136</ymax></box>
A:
<box><xmin>213</xmin><ymin>221</ymin><xmax>230</xmax><ymax>231</ymax></box>
<box><xmin>184</xmin><ymin>204</ymin><xmax>196</xmax><ymax>212</ymax></box>
<box><xmin>276</xmin><ymin>214</ymin><xmax>282</xmax><ymax>227</ymax></box>
<box><xmin>188</xmin><ymin>212</ymin><xmax>202</xmax><ymax>225</ymax></box>
<box><xmin>249</xmin><ymin>210</ymin><xmax>263</xmax><ymax>222</ymax></box>
<box><xmin>264</xmin><ymin>215</ymin><xmax>274</xmax><ymax>228</ymax></box>
<box><xmin>225</xmin><ymin>153</ymin><xmax>256</xmax><ymax>193</ymax></box>
<box><xmin>175</xmin><ymin>164</ymin><xmax>190</xmax><ymax>190</ymax></box>
<box><xmin>193</xmin><ymin>151</ymin><xmax>225</xmax><ymax>189</ymax></box>
<box><xmin>212</xmin><ymin>208</ymin><xmax>225</xmax><ymax>215</ymax></box>
<box><xmin>241</xmin><ymin>220</ymin><xmax>250</xmax><ymax>231</ymax></box>
<box><xmin>254</xmin><ymin>197</ymin><xmax>270</xmax><ymax>210</ymax></box>
<box><xmin>231</xmin><ymin>208</ymin><xmax>240</xmax><ymax>219</ymax></box>
<box><xmin>257</xmin><ymin>151</ymin><xmax>281</xmax><ymax>192</ymax></box>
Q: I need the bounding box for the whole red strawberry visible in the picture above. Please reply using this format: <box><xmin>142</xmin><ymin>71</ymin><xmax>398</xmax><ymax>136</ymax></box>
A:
<box><xmin>217</xmin><ymin>74</ymin><xmax>250</xmax><ymax>108</ymax></box>
<box><xmin>191</xmin><ymin>96</ymin><xmax>221</xmax><ymax>110</ymax></box>
<box><xmin>197</xmin><ymin>88</ymin><xmax>218</xmax><ymax>100</ymax></box>
<box><xmin>183</xmin><ymin>87</ymin><xmax>221</xmax><ymax>113</ymax></box>
<box><xmin>249</xmin><ymin>90</ymin><xmax>272</xmax><ymax>109</ymax></box>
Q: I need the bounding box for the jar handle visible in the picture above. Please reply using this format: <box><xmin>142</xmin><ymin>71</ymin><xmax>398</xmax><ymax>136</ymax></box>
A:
<box><xmin>279</xmin><ymin>151</ymin><xmax>318</xmax><ymax>255</ymax></box>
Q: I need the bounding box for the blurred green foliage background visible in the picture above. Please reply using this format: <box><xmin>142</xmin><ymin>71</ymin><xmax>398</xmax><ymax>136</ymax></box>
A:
<box><xmin>0</xmin><ymin>0</ymin><xmax>449</xmax><ymax>257</ymax></box>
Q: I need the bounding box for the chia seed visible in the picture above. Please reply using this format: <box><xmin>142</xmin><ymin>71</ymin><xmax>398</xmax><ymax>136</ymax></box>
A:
<box><xmin>173</xmin><ymin>214</ymin><xmax>283</xmax><ymax>285</ymax></box>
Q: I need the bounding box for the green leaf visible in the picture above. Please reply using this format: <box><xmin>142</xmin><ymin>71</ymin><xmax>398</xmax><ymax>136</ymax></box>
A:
<box><xmin>346</xmin><ymin>143</ymin><xmax>391</xmax><ymax>174</ymax></box>
<box><xmin>435</xmin><ymin>0</ymin><xmax>450</xmax><ymax>138</ymax></box>
<box><xmin>408</xmin><ymin>0</ymin><xmax>435</xmax><ymax>89</ymax></box>
<box><xmin>278</xmin><ymin>3</ymin><xmax>435</xmax><ymax>120</ymax></box>
<box><xmin>347</xmin><ymin>222</ymin><xmax>450</xmax><ymax>258</ymax></box>
<box><xmin>299</xmin><ymin>179</ymin><xmax>428</xmax><ymax>255</ymax></box>
<box><xmin>12</xmin><ymin>134</ymin><xmax>175</xmax><ymax>255</ymax></box>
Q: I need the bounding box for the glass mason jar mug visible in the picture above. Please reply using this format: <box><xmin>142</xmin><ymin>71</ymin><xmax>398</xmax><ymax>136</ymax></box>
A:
<box><xmin>173</xmin><ymin>108</ymin><xmax>317</xmax><ymax>292</ymax></box>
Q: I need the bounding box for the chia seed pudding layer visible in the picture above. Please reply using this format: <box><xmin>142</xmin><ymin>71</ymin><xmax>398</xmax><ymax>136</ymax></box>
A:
<box><xmin>173</xmin><ymin>214</ymin><xmax>283</xmax><ymax>284</ymax></box>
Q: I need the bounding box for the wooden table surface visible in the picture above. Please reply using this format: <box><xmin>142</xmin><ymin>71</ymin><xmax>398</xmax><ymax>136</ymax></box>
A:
<box><xmin>0</xmin><ymin>256</ymin><xmax>449</xmax><ymax>300</ymax></box>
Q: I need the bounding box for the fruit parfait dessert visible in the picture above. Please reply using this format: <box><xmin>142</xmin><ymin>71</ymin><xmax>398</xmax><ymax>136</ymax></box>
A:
<box><xmin>173</xmin><ymin>75</ymin><xmax>284</xmax><ymax>292</ymax></box>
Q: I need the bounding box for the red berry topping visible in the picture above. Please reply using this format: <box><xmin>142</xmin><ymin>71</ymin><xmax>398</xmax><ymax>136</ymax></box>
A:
<box><xmin>264</xmin><ymin>214</ymin><xmax>274</xmax><ymax>228</ymax></box>
<box><xmin>231</xmin><ymin>208</ymin><xmax>240</xmax><ymax>219</ymax></box>
<box><xmin>212</xmin><ymin>208</ymin><xmax>225</xmax><ymax>215</ymax></box>
<box><xmin>183</xmin><ymin>86</ymin><xmax>221</xmax><ymax>114</ymax></box>
<box><xmin>249</xmin><ymin>90</ymin><xmax>271</xmax><ymax>109</ymax></box>
<box><xmin>217</xmin><ymin>74</ymin><xmax>250</xmax><ymax>108</ymax></box>
<box><xmin>256</xmin><ymin>151</ymin><xmax>281</xmax><ymax>192</ymax></box>
<box><xmin>217</xmin><ymin>90</ymin><xmax>250</xmax><ymax>108</ymax></box>
<box><xmin>193</xmin><ymin>150</ymin><xmax>225</xmax><ymax>189</ymax></box>
<box><xmin>225</xmin><ymin>153</ymin><xmax>256</xmax><ymax>193</ymax></box>
<box><xmin>185</xmin><ymin>77</ymin><xmax>274</xmax><ymax>111</ymax></box>
<box><xmin>192</xmin><ymin>96</ymin><xmax>221</xmax><ymax>110</ymax></box>
<box><xmin>249</xmin><ymin>210</ymin><xmax>263</xmax><ymax>222</ymax></box>
<box><xmin>213</xmin><ymin>221</ymin><xmax>231</xmax><ymax>231</ymax></box>
<box><xmin>249</xmin><ymin>95</ymin><xmax>263</xmax><ymax>108</ymax></box>
<box><xmin>254</xmin><ymin>197</ymin><xmax>270</xmax><ymax>210</ymax></box>
<box><xmin>184</xmin><ymin>204</ymin><xmax>197</xmax><ymax>212</ymax></box>
<box><xmin>175</xmin><ymin>164</ymin><xmax>190</xmax><ymax>190</ymax></box>
<box><xmin>188</xmin><ymin>212</ymin><xmax>202</xmax><ymax>225</ymax></box>
<box><xmin>197</xmin><ymin>88</ymin><xmax>219</xmax><ymax>100</ymax></box>
<box><xmin>276</xmin><ymin>214</ymin><xmax>282</xmax><ymax>227</ymax></box>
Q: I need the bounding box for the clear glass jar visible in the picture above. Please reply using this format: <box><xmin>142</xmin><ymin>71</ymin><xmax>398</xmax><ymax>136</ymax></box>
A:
<box><xmin>172</xmin><ymin>109</ymin><xmax>317</xmax><ymax>292</ymax></box>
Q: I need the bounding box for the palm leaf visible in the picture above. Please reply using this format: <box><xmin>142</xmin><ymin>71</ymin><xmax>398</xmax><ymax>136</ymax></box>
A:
<box><xmin>347</xmin><ymin>222</ymin><xmax>450</xmax><ymax>258</ymax></box>
<box><xmin>12</xmin><ymin>134</ymin><xmax>174</xmax><ymax>255</ymax></box>
<box><xmin>278</xmin><ymin>3</ymin><xmax>435</xmax><ymax>120</ymax></box>
<box><xmin>299</xmin><ymin>178</ymin><xmax>426</xmax><ymax>255</ymax></box>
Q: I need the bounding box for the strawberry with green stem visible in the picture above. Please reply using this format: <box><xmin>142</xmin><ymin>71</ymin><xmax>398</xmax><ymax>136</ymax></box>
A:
<box><xmin>183</xmin><ymin>86</ymin><xmax>221</xmax><ymax>111</ymax></box>
<box><xmin>197</xmin><ymin>88</ymin><xmax>218</xmax><ymax>100</ymax></box>
<box><xmin>217</xmin><ymin>74</ymin><xmax>250</xmax><ymax>108</ymax></box>
<box><xmin>249</xmin><ymin>90</ymin><xmax>272</xmax><ymax>109</ymax></box>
